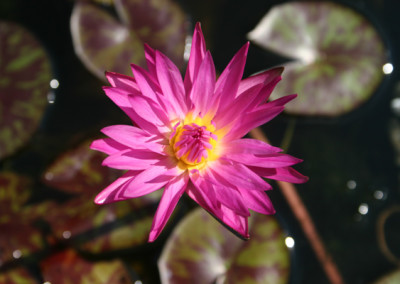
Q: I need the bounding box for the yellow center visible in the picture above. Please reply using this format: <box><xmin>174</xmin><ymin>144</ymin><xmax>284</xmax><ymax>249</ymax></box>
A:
<box><xmin>170</xmin><ymin>113</ymin><xmax>219</xmax><ymax>171</ymax></box>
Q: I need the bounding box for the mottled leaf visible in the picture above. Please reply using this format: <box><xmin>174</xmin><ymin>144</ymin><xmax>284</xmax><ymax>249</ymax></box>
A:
<box><xmin>70</xmin><ymin>0</ymin><xmax>187</xmax><ymax>81</ymax></box>
<box><xmin>247</xmin><ymin>1</ymin><xmax>387</xmax><ymax>116</ymax></box>
<box><xmin>373</xmin><ymin>269</ymin><xmax>400</xmax><ymax>284</ymax></box>
<box><xmin>0</xmin><ymin>220</ymin><xmax>45</xmax><ymax>266</ymax></box>
<box><xmin>79</xmin><ymin>215</ymin><xmax>154</xmax><ymax>253</ymax></box>
<box><xmin>158</xmin><ymin>208</ymin><xmax>290</xmax><ymax>284</ymax></box>
<box><xmin>40</xmin><ymin>249</ymin><xmax>133</xmax><ymax>284</ymax></box>
<box><xmin>0</xmin><ymin>21</ymin><xmax>51</xmax><ymax>159</ymax></box>
<box><xmin>42</xmin><ymin>140</ymin><xmax>121</xmax><ymax>196</ymax></box>
<box><xmin>0</xmin><ymin>172</ymin><xmax>31</xmax><ymax>217</ymax></box>
<box><xmin>0</xmin><ymin>267</ymin><xmax>39</xmax><ymax>284</ymax></box>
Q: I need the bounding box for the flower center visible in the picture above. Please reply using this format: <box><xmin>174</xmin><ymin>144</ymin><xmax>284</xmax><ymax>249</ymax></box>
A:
<box><xmin>171</xmin><ymin>122</ymin><xmax>218</xmax><ymax>166</ymax></box>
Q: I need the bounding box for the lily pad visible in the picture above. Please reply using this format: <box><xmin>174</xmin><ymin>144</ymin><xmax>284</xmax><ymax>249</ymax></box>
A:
<box><xmin>40</xmin><ymin>249</ymin><xmax>133</xmax><ymax>284</ymax></box>
<box><xmin>0</xmin><ymin>21</ymin><xmax>52</xmax><ymax>159</ymax></box>
<box><xmin>70</xmin><ymin>0</ymin><xmax>187</xmax><ymax>80</ymax></box>
<box><xmin>158</xmin><ymin>208</ymin><xmax>290</xmax><ymax>284</ymax></box>
<box><xmin>247</xmin><ymin>1</ymin><xmax>387</xmax><ymax>117</ymax></box>
<box><xmin>0</xmin><ymin>267</ymin><xmax>39</xmax><ymax>284</ymax></box>
<box><xmin>42</xmin><ymin>140</ymin><xmax>121</xmax><ymax>196</ymax></box>
<box><xmin>372</xmin><ymin>270</ymin><xmax>400</xmax><ymax>283</ymax></box>
<box><xmin>0</xmin><ymin>172</ymin><xmax>48</xmax><ymax>265</ymax></box>
<box><xmin>41</xmin><ymin>140</ymin><xmax>161</xmax><ymax>247</ymax></box>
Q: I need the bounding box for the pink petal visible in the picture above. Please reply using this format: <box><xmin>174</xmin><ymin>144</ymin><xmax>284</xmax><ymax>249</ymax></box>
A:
<box><xmin>131</xmin><ymin>63</ymin><xmax>178</xmax><ymax>119</ymax></box>
<box><xmin>184</xmin><ymin>22</ymin><xmax>206</xmax><ymax>94</ymax></box>
<box><xmin>102</xmin><ymin>86</ymin><xmax>136</xmax><ymax>121</ymax></box>
<box><xmin>156</xmin><ymin>51</ymin><xmax>187</xmax><ymax>117</ymax></box>
<box><xmin>244</xmin><ymin>76</ymin><xmax>282</xmax><ymax>110</ymax></box>
<box><xmin>144</xmin><ymin>43</ymin><xmax>157</xmax><ymax>77</ymax></box>
<box><xmin>122</xmin><ymin>160</ymin><xmax>181</xmax><ymax>199</ymax></box>
<box><xmin>188</xmin><ymin>171</ymin><xmax>218</xmax><ymax>210</ymax></box>
<box><xmin>223</xmin><ymin>138</ymin><xmax>282</xmax><ymax>155</ymax></box>
<box><xmin>224</xmin><ymin>105</ymin><xmax>284</xmax><ymax>141</ymax></box>
<box><xmin>101</xmin><ymin>125</ymin><xmax>166</xmax><ymax>153</ymax></box>
<box><xmin>228</xmin><ymin>152</ymin><xmax>303</xmax><ymax>168</ymax></box>
<box><xmin>106</xmin><ymin>71</ymin><xmax>140</xmax><ymax>93</ymax></box>
<box><xmin>102</xmin><ymin>149</ymin><xmax>164</xmax><ymax>170</ymax></box>
<box><xmin>90</xmin><ymin>138</ymin><xmax>127</xmax><ymax>155</ymax></box>
<box><xmin>267</xmin><ymin>94</ymin><xmax>297</xmax><ymax>107</ymax></box>
<box><xmin>213</xmin><ymin>84</ymin><xmax>264</xmax><ymax>129</ymax></box>
<box><xmin>210</xmin><ymin>160</ymin><xmax>272</xmax><ymax>192</ymax></box>
<box><xmin>237</xmin><ymin>67</ymin><xmax>284</xmax><ymax>95</ymax></box>
<box><xmin>237</xmin><ymin>188</ymin><xmax>275</xmax><ymax>215</ymax></box>
<box><xmin>148</xmin><ymin>173</ymin><xmax>189</xmax><ymax>242</ymax></box>
<box><xmin>250</xmin><ymin>166</ymin><xmax>309</xmax><ymax>183</ymax></box>
<box><xmin>189</xmin><ymin>51</ymin><xmax>216</xmax><ymax>117</ymax></box>
<box><xmin>215</xmin><ymin>42</ymin><xmax>249</xmax><ymax>112</ymax></box>
<box><xmin>94</xmin><ymin>170</ymin><xmax>138</xmax><ymax>204</ymax></box>
<box><xmin>218</xmin><ymin>204</ymin><xmax>249</xmax><ymax>239</ymax></box>
<box><xmin>128</xmin><ymin>94</ymin><xmax>171</xmax><ymax>135</ymax></box>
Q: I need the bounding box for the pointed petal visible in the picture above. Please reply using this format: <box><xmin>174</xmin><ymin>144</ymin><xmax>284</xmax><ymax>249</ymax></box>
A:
<box><xmin>148</xmin><ymin>173</ymin><xmax>189</xmax><ymax>242</ymax></box>
<box><xmin>94</xmin><ymin>171</ymin><xmax>138</xmax><ymax>204</ymax></box>
<box><xmin>250</xmin><ymin>166</ymin><xmax>309</xmax><ymax>183</ymax></box>
<box><xmin>224</xmin><ymin>105</ymin><xmax>284</xmax><ymax>140</ymax></box>
<box><xmin>101</xmin><ymin>124</ymin><xmax>166</xmax><ymax>153</ymax></box>
<box><xmin>237</xmin><ymin>67</ymin><xmax>284</xmax><ymax>95</ymax></box>
<box><xmin>106</xmin><ymin>71</ymin><xmax>140</xmax><ymax>93</ymax></box>
<box><xmin>122</xmin><ymin>160</ymin><xmax>181</xmax><ymax>198</ymax></box>
<box><xmin>102</xmin><ymin>149</ymin><xmax>164</xmax><ymax>170</ymax></box>
<box><xmin>184</xmin><ymin>22</ymin><xmax>206</xmax><ymax>94</ymax></box>
<box><xmin>156</xmin><ymin>51</ymin><xmax>187</xmax><ymax>117</ymax></box>
<box><xmin>223</xmin><ymin>138</ymin><xmax>282</xmax><ymax>155</ymax></box>
<box><xmin>128</xmin><ymin>94</ymin><xmax>171</xmax><ymax>135</ymax></box>
<box><xmin>144</xmin><ymin>43</ymin><xmax>157</xmax><ymax>77</ymax></box>
<box><xmin>228</xmin><ymin>152</ymin><xmax>303</xmax><ymax>168</ymax></box>
<box><xmin>90</xmin><ymin>138</ymin><xmax>127</xmax><ymax>155</ymax></box>
<box><xmin>211</xmin><ymin>160</ymin><xmax>272</xmax><ymax>191</ymax></box>
<box><xmin>218</xmin><ymin>204</ymin><xmax>249</xmax><ymax>239</ymax></box>
<box><xmin>189</xmin><ymin>51</ymin><xmax>216</xmax><ymax>116</ymax></box>
<box><xmin>267</xmin><ymin>94</ymin><xmax>297</xmax><ymax>107</ymax></box>
<box><xmin>237</xmin><ymin>188</ymin><xmax>276</xmax><ymax>214</ymax></box>
<box><xmin>102</xmin><ymin>86</ymin><xmax>136</xmax><ymax>121</ymax></box>
<box><xmin>215</xmin><ymin>42</ymin><xmax>249</xmax><ymax>111</ymax></box>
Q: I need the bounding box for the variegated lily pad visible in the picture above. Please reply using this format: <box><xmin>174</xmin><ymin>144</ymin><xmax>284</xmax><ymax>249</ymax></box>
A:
<box><xmin>0</xmin><ymin>21</ymin><xmax>52</xmax><ymax>159</ymax></box>
<box><xmin>0</xmin><ymin>267</ymin><xmax>39</xmax><ymax>284</ymax></box>
<box><xmin>158</xmin><ymin>208</ymin><xmax>290</xmax><ymax>284</ymax></box>
<box><xmin>70</xmin><ymin>0</ymin><xmax>187</xmax><ymax>80</ymax></box>
<box><xmin>0</xmin><ymin>172</ymin><xmax>48</xmax><ymax>265</ymax></box>
<box><xmin>41</xmin><ymin>140</ymin><xmax>161</xmax><ymax>248</ymax></box>
<box><xmin>40</xmin><ymin>249</ymin><xmax>133</xmax><ymax>284</ymax></box>
<box><xmin>42</xmin><ymin>140</ymin><xmax>121</xmax><ymax>196</ymax></box>
<box><xmin>247</xmin><ymin>1</ymin><xmax>387</xmax><ymax>116</ymax></box>
<box><xmin>372</xmin><ymin>270</ymin><xmax>400</xmax><ymax>283</ymax></box>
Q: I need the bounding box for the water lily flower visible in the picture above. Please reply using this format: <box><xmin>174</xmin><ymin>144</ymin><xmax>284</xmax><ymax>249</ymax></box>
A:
<box><xmin>91</xmin><ymin>23</ymin><xmax>308</xmax><ymax>242</ymax></box>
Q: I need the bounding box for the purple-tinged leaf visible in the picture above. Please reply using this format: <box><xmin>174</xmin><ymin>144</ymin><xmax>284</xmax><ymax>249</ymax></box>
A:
<box><xmin>0</xmin><ymin>21</ymin><xmax>51</xmax><ymax>158</ymax></box>
<box><xmin>248</xmin><ymin>2</ymin><xmax>387</xmax><ymax>117</ymax></box>
<box><xmin>40</xmin><ymin>249</ymin><xmax>134</xmax><ymax>284</ymax></box>
<box><xmin>159</xmin><ymin>208</ymin><xmax>290</xmax><ymax>284</ymax></box>
<box><xmin>0</xmin><ymin>267</ymin><xmax>39</xmax><ymax>284</ymax></box>
<box><xmin>70</xmin><ymin>0</ymin><xmax>187</xmax><ymax>81</ymax></box>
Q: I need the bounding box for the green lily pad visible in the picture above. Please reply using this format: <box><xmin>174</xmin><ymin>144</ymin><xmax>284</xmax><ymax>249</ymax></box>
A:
<box><xmin>372</xmin><ymin>270</ymin><xmax>400</xmax><ymax>283</ymax></box>
<box><xmin>41</xmin><ymin>140</ymin><xmax>121</xmax><ymax>196</ymax></box>
<box><xmin>247</xmin><ymin>1</ymin><xmax>387</xmax><ymax>117</ymax></box>
<box><xmin>41</xmin><ymin>140</ymin><xmax>161</xmax><ymax>248</ymax></box>
<box><xmin>158</xmin><ymin>208</ymin><xmax>290</xmax><ymax>284</ymax></box>
<box><xmin>70</xmin><ymin>0</ymin><xmax>186</xmax><ymax>81</ymax></box>
<box><xmin>0</xmin><ymin>172</ymin><xmax>48</xmax><ymax>266</ymax></box>
<box><xmin>0</xmin><ymin>21</ymin><xmax>52</xmax><ymax>159</ymax></box>
<box><xmin>0</xmin><ymin>267</ymin><xmax>39</xmax><ymax>284</ymax></box>
<box><xmin>40</xmin><ymin>249</ymin><xmax>133</xmax><ymax>284</ymax></box>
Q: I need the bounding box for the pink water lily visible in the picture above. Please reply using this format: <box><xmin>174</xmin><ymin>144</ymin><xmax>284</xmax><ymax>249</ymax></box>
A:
<box><xmin>91</xmin><ymin>23</ymin><xmax>307</xmax><ymax>242</ymax></box>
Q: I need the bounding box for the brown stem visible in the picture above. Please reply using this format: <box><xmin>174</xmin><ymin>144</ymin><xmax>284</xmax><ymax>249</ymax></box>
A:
<box><xmin>249</xmin><ymin>127</ymin><xmax>344</xmax><ymax>284</ymax></box>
